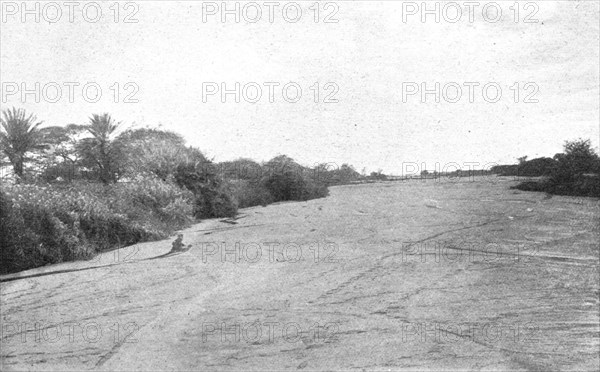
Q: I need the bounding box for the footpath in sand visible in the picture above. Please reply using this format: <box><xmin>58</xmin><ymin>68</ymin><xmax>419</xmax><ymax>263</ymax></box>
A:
<box><xmin>1</xmin><ymin>177</ymin><xmax>599</xmax><ymax>371</ymax></box>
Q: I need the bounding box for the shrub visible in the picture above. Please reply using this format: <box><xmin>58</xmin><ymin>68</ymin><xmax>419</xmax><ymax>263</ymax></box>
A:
<box><xmin>368</xmin><ymin>171</ymin><xmax>388</xmax><ymax>181</ymax></box>
<box><xmin>262</xmin><ymin>171</ymin><xmax>303</xmax><ymax>201</ymax></box>
<box><xmin>108</xmin><ymin>176</ymin><xmax>194</xmax><ymax>223</ymax></box>
<box><xmin>174</xmin><ymin>163</ymin><xmax>238</xmax><ymax>218</ymax></box>
<box><xmin>327</xmin><ymin>164</ymin><xmax>362</xmax><ymax>185</ymax></box>
<box><xmin>1</xmin><ymin>185</ymin><xmax>127</xmax><ymax>273</ymax></box>
<box><xmin>545</xmin><ymin>174</ymin><xmax>600</xmax><ymax>197</ymax></box>
<box><xmin>204</xmin><ymin>186</ymin><xmax>238</xmax><ymax>218</ymax></box>
<box><xmin>218</xmin><ymin>158</ymin><xmax>264</xmax><ymax>181</ymax></box>
<box><xmin>261</xmin><ymin>156</ymin><xmax>329</xmax><ymax>202</ymax></box>
<box><xmin>115</xmin><ymin>128</ymin><xmax>209</xmax><ymax>181</ymax></box>
<box><xmin>161</xmin><ymin>197</ymin><xmax>195</xmax><ymax>224</ymax></box>
<box><xmin>517</xmin><ymin>157</ymin><xmax>557</xmax><ymax>177</ymax></box>
<box><xmin>0</xmin><ymin>178</ymin><xmax>195</xmax><ymax>274</ymax></box>
<box><xmin>219</xmin><ymin>156</ymin><xmax>330</xmax><ymax>207</ymax></box>
<box><xmin>227</xmin><ymin>179</ymin><xmax>274</xmax><ymax>208</ymax></box>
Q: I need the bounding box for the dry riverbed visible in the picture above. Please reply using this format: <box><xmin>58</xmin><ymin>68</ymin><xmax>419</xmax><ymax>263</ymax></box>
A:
<box><xmin>1</xmin><ymin>177</ymin><xmax>599</xmax><ymax>371</ymax></box>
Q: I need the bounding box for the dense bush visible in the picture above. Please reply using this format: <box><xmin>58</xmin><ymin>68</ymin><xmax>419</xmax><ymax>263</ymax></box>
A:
<box><xmin>491</xmin><ymin>157</ymin><xmax>557</xmax><ymax>177</ymax></box>
<box><xmin>174</xmin><ymin>163</ymin><xmax>238</xmax><ymax>218</ymax></box>
<box><xmin>107</xmin><ymin>177</ymin><xmax>195</xmax><ymax>232</ymax></box>
<box><xmin>1</xmin><ymin>189</ymin><xmax>92</xmax><ymax>273</ymax></box>
<box><xmin>512</xmin><ymin>175</ymin><xmax>600</xmax><ymax>197</ymax></box>
<box><xmin>517</xmin><ymin>157</ymin><xmax>557</xmax><ymax>177</ymax></box>
<box><xmin>328</xmin><ymin>164</ymin><xmax>362</xmax><ymax>185</ymax></box>
<box><xmin>512</xmin><ymin>139</ymin><xmax>600</xmax><ymax>197</ymax></box>
<box><xmin>262</xmin><ymin>170</ymin><xmax>329</xmax><ymax>202</ymax></box>
<box><xmin>261</xmin><ymin>156</ymin><xmax>328</xmax><ymax>201</ymax></box>
<box><xmin>218</xmin><ymin>158</ymin><xmax>264</xmax><ymax>181</ymax></box>
<box><xmin>227</xmin><ymin>179</ymin><xmax>274</xmax><ymax>208</ymax></box>
<box><xmin>217</xmin><ymin>156</ymin><xmax>330</xmax><ymax>208</ymax></box>
<box><xmin>1</xmin><ymin>107</ymin><xmax>336</xmax><ymax>273</ymax></box>
<box><xmin>368</xmin><ymin>171</ymin><xmax>388</xmax><ymax>181</ymax></box>
<box><xmin>549</xmin><ymin>174</ymin><xmax>600</xmax><ymax>197</ymax></box>
<box><xmin>115</xmin><ymin>128</ymin><xmax>209</xmax><ymax>181</ymax></box>
<box><xmin>1</xmin><ymin>152</ymin><xmax>331</xmax><ymax>273</ymax></box>
<box><xmin>0</xmin><ymin>178</ymin><xmax>195</xmax><ymax>274</ymax></box>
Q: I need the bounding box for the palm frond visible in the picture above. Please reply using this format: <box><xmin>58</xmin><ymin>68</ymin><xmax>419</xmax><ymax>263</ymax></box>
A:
<box><xmin>87</xmin><ymin>113</ymin><xmax>120</xmax><ymax>141</ymax></box>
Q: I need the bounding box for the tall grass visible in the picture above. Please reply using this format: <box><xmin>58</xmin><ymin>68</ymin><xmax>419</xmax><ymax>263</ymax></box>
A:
<box><xmin>0</xmin><ymin>177</ymin><xmax>195</xmax><ymax>274</ymax></box>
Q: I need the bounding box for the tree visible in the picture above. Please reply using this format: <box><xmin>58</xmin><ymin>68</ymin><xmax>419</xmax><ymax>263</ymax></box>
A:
<box><xmin>218</xmin><ymin>158</ymin><xmax>263</xmax><ymax>181</ymax></box>
<box><xmin>0</xmin><ymin>108</ymin><xmax>44</xmax><ymax>178</ymax></box>
<box><xmin>564</xmin><ymin>139</ymin><xmax>598</xmax><ymax>160</ymax></box>
<box><xmin>262</xmin><ymin>156</ymin><xmax>304</xmax><ymax>200</ymax></box>
<box><xmin>37</xmin><ymin>124</ymin><xmax>87</xmax><ymax>182</ymax></box>
<box><xmin>77</xmin><ymin>114</ymin><xmax>122</xmax><ymax>184</ymax></box>
<box><xmin>115</xmin><ymin>128</ymin><xmax>211</xmax><ymax>181</ymax></box>
<box><xmin>174</xmin><ymin>161</ymin><xmax>237</xmax><ymax>218</ymax></box>
<box><xmin>369</xmin><ymin>169</ymin><xmax>387</xmax><ymax>180</ymax></box>
<box><xmin>335</xmin><ymin>164</ymin><xmax>361</xmax><ymax>184</ymax></box>
<box><xmin>260</xmin><ymin>156</ymin><xmax>329</xmax><ymax>201</ymax></box>
<box><xmin>116</xmin><ymin>128</ymin><xmax>184</xmax><ymax>180</ymax></box>
<box><xmin>553</xmin><ymin>139</ymin><xmax>600</xmax><ymax>183</ymax></box>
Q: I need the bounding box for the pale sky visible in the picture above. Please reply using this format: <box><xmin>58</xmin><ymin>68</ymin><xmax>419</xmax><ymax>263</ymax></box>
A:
<box><xmin>1</xmin><ymin>1</ymin><xmax>598</xmax><ymax>174</ymax></box>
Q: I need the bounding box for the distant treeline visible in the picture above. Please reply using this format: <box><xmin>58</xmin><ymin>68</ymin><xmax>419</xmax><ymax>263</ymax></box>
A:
<box><xmin>490</xmin><ymin>157</ymin><xmax>559</xmax><ymax>178</ymax></box>
<box><xmin>481</xmin><ymin>140</ymin><xmax>599</xmax><ymax>197</ymax></box>
<box><xmin>505</xmin><ymin>139</ymin><xmax>600</xmax><ymax>197</ymax></box>
<box><xmin>330</xmin><ymin>139</ymin><xmax>600</xmax><ymax>199</ymax></box>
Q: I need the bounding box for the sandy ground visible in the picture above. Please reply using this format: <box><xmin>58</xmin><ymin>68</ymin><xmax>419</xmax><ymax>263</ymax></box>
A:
<box><xmin>1</xmin><ymin>177</ymin><xmax>599</xmax><ymax>371</ymax></box>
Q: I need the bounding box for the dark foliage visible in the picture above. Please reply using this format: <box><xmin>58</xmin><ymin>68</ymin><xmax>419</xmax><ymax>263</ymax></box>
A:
<box><xmin>512</xmin><ymin>139</ymin><xmax>600</xmax><ymax>197</ymax></box>
<box><xmin>174</xmin><ymin>163</ymin><xmax>238</xmax><ymax>218</ymax></box>
<box><xmin>217</xmin><ymin>156</ymin><xmax>330</xmax><ymax>208</ymax></box>
<box><xmin>492</xmin><ymin>157</ymin><xmax>557</xmax><ymax>177</ymax></box>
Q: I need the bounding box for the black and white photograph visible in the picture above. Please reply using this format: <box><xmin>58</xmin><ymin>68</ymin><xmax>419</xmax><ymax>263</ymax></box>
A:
<box><xmin>1</xmin><ymin>1</ymin><xmax>599</xmax><ymax>370</ymax></box>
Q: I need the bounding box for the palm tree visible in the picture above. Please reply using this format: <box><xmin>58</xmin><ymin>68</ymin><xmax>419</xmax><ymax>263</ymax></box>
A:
<box><xmin>0</xmin><ymin>108</ymin><xmax>44</xmax><ymax>178</ymax></box>
<box><xmin>87</xmin><ymin>113</ymin><xmax>120</xmax><ymax>143</ymax></box>
<box><xmin>78</xmin><ymin>114</ymin><xmax>121</xmax><ymax>184</ymax></box>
